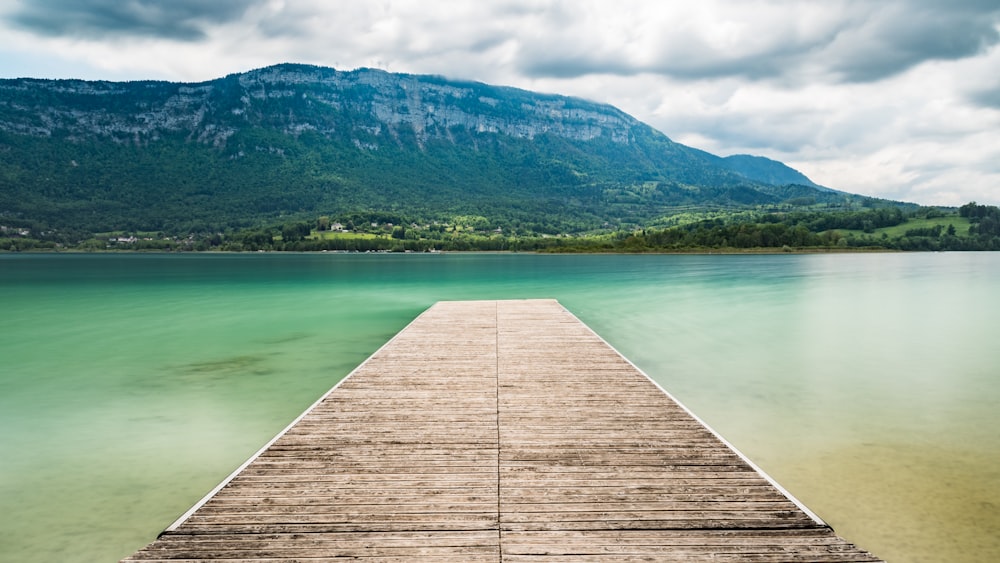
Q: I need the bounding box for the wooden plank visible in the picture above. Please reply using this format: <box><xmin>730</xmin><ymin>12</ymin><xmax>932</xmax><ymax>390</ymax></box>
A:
<box><xmin>123</xmin><ymin>299</ymin><xmax>881</xmax><ymax>562</ymax></box>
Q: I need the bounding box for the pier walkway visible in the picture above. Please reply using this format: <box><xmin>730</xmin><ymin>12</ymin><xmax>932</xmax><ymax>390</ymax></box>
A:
<box><xmin>125</xmin><ymin>299</ymin><xmax>880</xmax><ymax>562</ymax></box>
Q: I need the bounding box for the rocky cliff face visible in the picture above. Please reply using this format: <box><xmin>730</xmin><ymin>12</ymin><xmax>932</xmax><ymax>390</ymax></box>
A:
<box><xmin>0</xmin><ymin>63</ymin><xmax>644</xmax><ymax>148</ymax></box>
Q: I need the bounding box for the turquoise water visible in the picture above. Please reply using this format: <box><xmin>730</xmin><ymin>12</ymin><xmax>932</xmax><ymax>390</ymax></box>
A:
<box><xmin>1</xmin><ymin>253</ymin><xmax>997</xmax><ymax>562</ymax></box>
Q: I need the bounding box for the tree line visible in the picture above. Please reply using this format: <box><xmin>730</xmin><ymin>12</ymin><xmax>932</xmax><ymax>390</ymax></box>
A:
<box><xmin>5</xmin><ymin>203</ymin><xmax>1000</xmax><ymax>253</ymax></box>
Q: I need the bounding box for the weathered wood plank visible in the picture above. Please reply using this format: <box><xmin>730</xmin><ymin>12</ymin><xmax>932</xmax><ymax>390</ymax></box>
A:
<box><xmin>123</xmin><ymin>299</ymin><xmax>880</xmax><ymax>563</ymax></box>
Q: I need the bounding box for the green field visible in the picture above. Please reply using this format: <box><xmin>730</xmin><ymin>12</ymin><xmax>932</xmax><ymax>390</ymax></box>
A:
<box><xmin>838</xmin><ymin>215</ymin><xmax>973</xmax><ymax>238</ymax></box>
<box><xmin>308</xmin><ymin>231</ymin><xmax>383</xmax><ymax>241</ymax></box>
<box><xmin>878</xmin><ymin>216</ymin><xmax>972</xmax><ymax>237</ymax></box>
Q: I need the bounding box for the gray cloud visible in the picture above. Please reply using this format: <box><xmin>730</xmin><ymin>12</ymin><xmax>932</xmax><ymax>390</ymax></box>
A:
<box><xmin>6</xmin><ymin>0</ymin><xmax>259</xmax><ymax>40</ymax></box>
<box><xmin>517</xmin><ymin>47</ymin><xmax>799</xmax><ymax>81</ymax></box>
<box><xmin>509</xmin><ymin>1</ymin><xmax>1000</xmax><ymax>85</ymax></box>
<box><xmin>512</xmin><ymin>4</ymin><xmax>834</xmax><ymax>82</ymax></box>
<box><xmin>826</xmin><ymin>2</ymin><xmax>1000</xmax><ymax>82</ymax></box>
<box><xmin>967</xmin><ymin>73</ymin><xmax>1000</xmax><ymax>109</ymax></box>
<box><xmin>971</xmin><ymin>87</ymin><xmax>1000</xmax><ymax>109</ymax></box>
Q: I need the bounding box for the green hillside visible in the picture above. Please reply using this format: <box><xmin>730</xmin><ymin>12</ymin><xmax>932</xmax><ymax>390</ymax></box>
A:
<box><xmin>3</xmin><ymin>63</ymin><xmax>974</xmax><ymax>252</ymax></box>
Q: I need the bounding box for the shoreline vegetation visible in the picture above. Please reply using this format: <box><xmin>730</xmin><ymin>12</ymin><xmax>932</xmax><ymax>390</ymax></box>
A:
<box><xmin>0</xmin><ymin>246</ymin><xmax>898</xmax><ymax>255</ymax></box>
<box><xmin>3</xmin><ymin>202</ymin><xmax>999</xmax><ymax>254</ymax></box>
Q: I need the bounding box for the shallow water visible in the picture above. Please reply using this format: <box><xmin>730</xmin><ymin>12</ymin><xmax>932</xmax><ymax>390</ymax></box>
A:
<box><xmin>0</xmin><ymin>253</ymin><xmax>997</xmax><ymax>562</ymax></box>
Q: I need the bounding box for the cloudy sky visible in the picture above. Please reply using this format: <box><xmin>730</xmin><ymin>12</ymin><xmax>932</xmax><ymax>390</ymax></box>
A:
<box><xmin>2</xmin><ymin>0</ymin><xmax>999</xmax><ymax>205</ymax></box>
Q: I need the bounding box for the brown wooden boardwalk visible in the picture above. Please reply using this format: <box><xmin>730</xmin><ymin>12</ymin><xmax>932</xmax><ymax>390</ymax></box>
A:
<box><xmin>125</xmin><ymin>299</ymin><xmax>881</xmax><ymax>562</ymax></box>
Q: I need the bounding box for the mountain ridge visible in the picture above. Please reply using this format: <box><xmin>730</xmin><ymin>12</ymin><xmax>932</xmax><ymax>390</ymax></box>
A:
<box><xmin>0</xmin><ymin>63</ymin><xmax>643</xmax><ymax>145</ymax></box>
<box><xmin>0</xmin><ymin>63</ymin><xmax>860</xmax><ymax>237</ymax></box>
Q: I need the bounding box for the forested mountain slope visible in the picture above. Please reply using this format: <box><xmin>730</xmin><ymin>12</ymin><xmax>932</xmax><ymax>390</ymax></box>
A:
<box><xmin>0</xmin><ymin>63</ymin><xmax>866</xmax><ymax>237</ymax></box>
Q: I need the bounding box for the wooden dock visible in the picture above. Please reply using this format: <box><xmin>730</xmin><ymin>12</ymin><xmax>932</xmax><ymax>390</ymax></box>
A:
<box><xmin>125</xmin><ymin>299</ymin><xmax>881</xmax><ymax>562</ymax></box>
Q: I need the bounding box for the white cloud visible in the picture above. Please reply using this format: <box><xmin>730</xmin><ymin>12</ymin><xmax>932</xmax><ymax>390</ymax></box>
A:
<box><xmin>1</xmin><ymin>0</ymin><xmax>998</xmax><ymax>205</ymax></box>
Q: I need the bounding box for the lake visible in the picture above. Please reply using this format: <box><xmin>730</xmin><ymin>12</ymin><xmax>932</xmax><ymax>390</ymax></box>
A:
<box><xmin>1</xmin><ymin>252</ymin><xmax>997</xmax><ymax>562</ymax></box>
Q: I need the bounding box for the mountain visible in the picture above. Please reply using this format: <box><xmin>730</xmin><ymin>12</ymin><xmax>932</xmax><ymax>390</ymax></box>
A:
<box><xmin>0</xmin><ymin>63</ymin><xmax>864</xmax><ymax>237</ymax></box>
<box><xmin>719</xmin><ymin>154</ymin><xmax>834</xmax><ymax>191</ymax></box>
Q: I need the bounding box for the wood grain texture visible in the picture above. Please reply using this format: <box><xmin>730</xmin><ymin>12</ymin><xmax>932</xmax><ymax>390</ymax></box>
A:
<box><xmin>124</xmin><ymin>299</ymin><xmax>881</xmax><ymax>562</ymax></box>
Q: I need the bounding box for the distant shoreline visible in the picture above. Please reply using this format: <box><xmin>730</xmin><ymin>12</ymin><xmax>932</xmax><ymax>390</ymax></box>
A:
<box><xmin>1</xmin><ymin>246</ymin><xmax>908</xmax><ymax>256</ymax></box>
